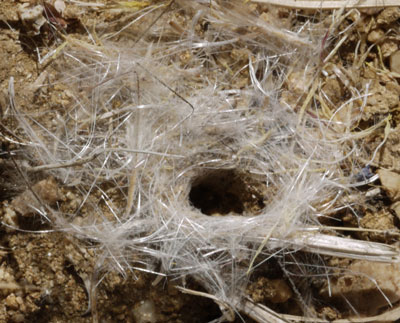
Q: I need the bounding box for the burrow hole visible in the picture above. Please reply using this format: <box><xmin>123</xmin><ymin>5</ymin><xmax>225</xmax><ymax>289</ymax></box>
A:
<box><xmin>189</xmin><ymin>169</ymin><xmax>265</xmax><ymax>216</ymax></box>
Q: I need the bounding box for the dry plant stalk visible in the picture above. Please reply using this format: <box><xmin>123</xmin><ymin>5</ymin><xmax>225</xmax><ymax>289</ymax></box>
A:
<box><xmin>252</xmin><ymin>0</ymin><xmax>400</xmax><ymax>9</ymax></box>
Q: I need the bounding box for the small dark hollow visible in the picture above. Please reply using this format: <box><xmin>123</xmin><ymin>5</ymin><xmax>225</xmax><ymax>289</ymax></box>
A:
<box><xmin>189</xmin><ymin>169</ymin><xmax>265</xmax><ymax>216</ymax></box>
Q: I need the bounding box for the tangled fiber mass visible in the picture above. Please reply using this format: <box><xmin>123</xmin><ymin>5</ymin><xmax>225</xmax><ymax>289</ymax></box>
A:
<box><xmin>8</xmin><ymin>1</ymin><xmax>396</xmax><ymax>321</ymax></box>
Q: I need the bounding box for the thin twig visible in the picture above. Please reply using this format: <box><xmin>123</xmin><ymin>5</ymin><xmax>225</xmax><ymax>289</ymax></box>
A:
<box><xmin>27</xmin><ymin>153</ymin><xmax>100</xmax><ymax>172</ymax></box>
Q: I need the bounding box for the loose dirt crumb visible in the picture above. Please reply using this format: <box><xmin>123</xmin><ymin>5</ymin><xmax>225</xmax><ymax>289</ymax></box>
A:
<box><xmin>377</xmin><ymin>7</ymin><xmax>400</xmax><ymax>25</ymax></box>
<box><xmin>374</xmin><ymin>125</ymin><xmax>400</xmax><ymax>170</ymax></box>
<box><xmin>361</xmin><ymin>79</ymin><xmax>400</xmax><ymax>119</ymax></box>
<box><xmin>358</xmin><ymin>210</ymin><xmax>398</xmax><ymax>242</ymax></box>
<box><xmin>247</xmin><ymin>277</ymin><xmax>292</xmax><ymax>304</ymax></box>
<box><xmin>11</xmin><ymin>177</ymin><xmax>62</xmax><ymax>216</ymax></box>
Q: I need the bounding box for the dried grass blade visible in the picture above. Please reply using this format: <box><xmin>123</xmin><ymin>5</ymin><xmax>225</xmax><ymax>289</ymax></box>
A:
<box><xmin>252</xmin><ymin>0</ymin><xmax>400</xmax><ymax>10</ymax></box>
<box><xmin>280</xmin><ymin>232</ymin><xmax>399</xmax><ymax>262</ymax></box>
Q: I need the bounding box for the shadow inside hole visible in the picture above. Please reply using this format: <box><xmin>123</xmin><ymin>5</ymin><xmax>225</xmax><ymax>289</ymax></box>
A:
<box><xmin>189</xmin><ymin>169</ymin><xmax>265</xmax><ymax>216</ymax></box>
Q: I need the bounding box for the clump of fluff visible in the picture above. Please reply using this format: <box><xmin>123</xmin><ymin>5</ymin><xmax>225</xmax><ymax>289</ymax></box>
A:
<box><xmin>10</xmin><ymin>0</ymin><xmax>368</xmax><ymax>318</ymax></box>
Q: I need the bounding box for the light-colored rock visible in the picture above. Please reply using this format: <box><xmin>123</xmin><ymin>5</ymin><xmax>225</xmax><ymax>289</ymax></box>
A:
<box><xmin>390</xmin><ymin>51</ymin><xmax>400</xmax><ymax>74</ymax></box>
<box><xmin>377</xmin><ymin>169</ymin><xmax>400</xmax><ymax>201</ymax></box>
<box><xmin>367</xmin><ymin>29</ymin><xmax>384</xmax><ymax>43</ymax></box>
<box><xmin>320</xmin><ymin>261</ymin><xmax>400</xmax><ymax>314</ymax></box>
<box><xmin>132</xmin><ymin>300</ymin><xmax>158</xmax><ymax>323</ymax></box>
<box><xmin>18</xmin><ymin>4</ymin><xmax>46</xmax><ymax>36</ymax></box>
<box><xmin>54</xmin><ymin>0</ymin><xmax>66</xmax><ymax>14</ymax></box>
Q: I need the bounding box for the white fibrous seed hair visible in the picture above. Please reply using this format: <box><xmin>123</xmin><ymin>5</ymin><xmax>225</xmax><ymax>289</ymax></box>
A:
<box><xmin>10</xmin><ymin>0</ymin><xmax>383</xmax><ymax>319</ymax></box>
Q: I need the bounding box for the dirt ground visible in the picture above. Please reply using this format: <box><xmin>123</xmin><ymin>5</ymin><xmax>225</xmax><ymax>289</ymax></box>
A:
<box><xmin>1</xmin><ymin>1</ymin><xmax>400</xmax><ymax>322</ymax></box>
